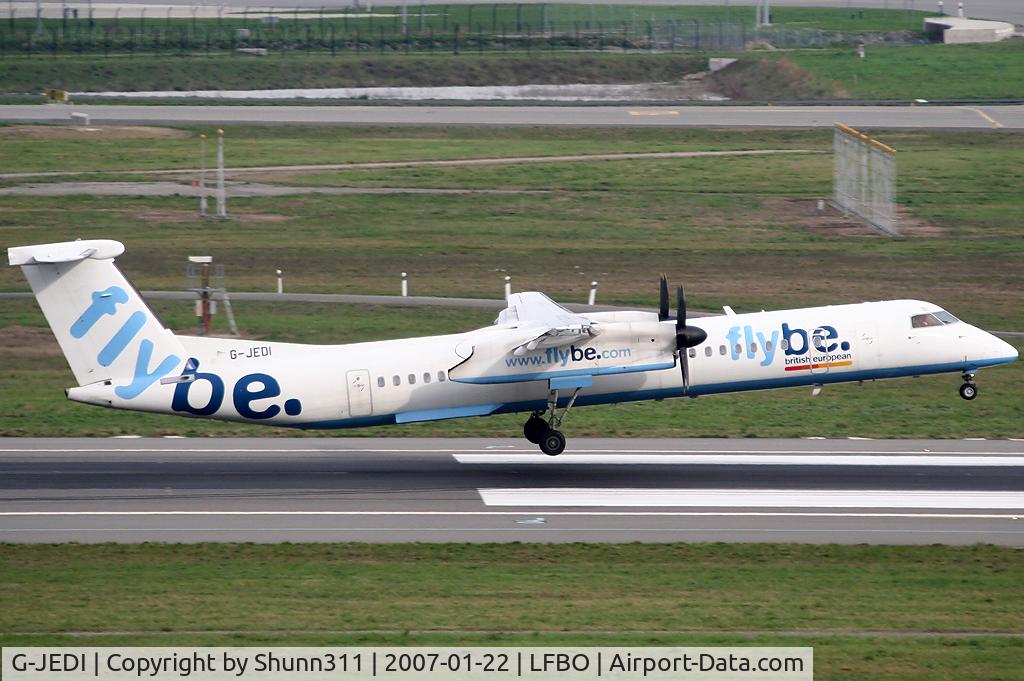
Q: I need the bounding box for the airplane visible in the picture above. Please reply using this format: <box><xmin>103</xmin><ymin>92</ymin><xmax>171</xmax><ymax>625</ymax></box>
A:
<box><xmin>8</xmin><ymin>239</ymin><xmax>1018</xmax><ymax>455</ymax></box>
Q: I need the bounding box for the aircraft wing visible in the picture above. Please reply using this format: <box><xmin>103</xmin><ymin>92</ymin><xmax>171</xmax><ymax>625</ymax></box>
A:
<box><xmin>496</xmin><ymin>292</ymin><xmax>598</xmax><ymax>355</ymax></box>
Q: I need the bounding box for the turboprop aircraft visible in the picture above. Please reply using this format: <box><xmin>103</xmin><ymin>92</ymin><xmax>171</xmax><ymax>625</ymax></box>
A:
<box><xmin>9</xmin><ymin>239</ymin><xmax>1018</xmax><ymax>455</ymax></box>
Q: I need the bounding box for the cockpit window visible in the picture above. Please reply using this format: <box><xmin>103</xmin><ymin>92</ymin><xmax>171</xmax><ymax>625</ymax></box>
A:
<box><xmin>911</xmin><ymin>313</ymin><xmax>943</xmax><ymax>328</ymax></box>
<box><xmin>934</xmin><ymin>310</ymin><xmax>960</xmax><ymax>324</ymax></box>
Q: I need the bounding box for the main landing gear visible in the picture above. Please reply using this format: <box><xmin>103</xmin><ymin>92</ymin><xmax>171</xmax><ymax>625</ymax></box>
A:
<box><xmin>523</xmin><ymin>387</ymin><xmax>581</xmax><ymax>456</ymax></box>
<box><xmin>959</xmin><ymin>372</ymin><xmax>978</xmax><ymax>401</ymax></box>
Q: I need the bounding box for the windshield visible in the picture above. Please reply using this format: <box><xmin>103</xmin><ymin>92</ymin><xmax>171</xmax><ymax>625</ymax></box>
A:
<box><xmin>912</xmin><ymin>311</ymin><xmax>959</xmax><ymax>328</ymax></box>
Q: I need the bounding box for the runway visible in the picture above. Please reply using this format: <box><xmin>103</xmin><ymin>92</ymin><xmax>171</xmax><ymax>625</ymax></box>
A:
<box><xmin>1</xmin><ymin>104</ymin><xmax>1022</xmax><ymax>130</ymax></box>
<box><xmin>2</xmin><ymin>438</ymin><xmax>1022</xmax><ymax>545</ymax></box>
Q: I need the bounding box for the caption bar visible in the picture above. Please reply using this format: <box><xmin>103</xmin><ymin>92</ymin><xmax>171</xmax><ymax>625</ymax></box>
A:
<box><xmin>3</xmin><ymin>647</ymin><xmax>811</xmax><ymax>681</ymax></box>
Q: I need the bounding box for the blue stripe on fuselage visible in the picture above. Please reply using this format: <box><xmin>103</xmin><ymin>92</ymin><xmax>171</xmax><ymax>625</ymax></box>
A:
<box><xmin>291</xmin><ymin>356</ymin><xmax>1017</xmax><ymax>430</ymax></box>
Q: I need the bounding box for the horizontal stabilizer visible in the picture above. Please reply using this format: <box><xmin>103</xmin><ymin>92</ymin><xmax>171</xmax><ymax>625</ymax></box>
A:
<box><xmin>8</xmin><ymin>239</ymin><xmax>125</xmax><ymax>266</ymax></box>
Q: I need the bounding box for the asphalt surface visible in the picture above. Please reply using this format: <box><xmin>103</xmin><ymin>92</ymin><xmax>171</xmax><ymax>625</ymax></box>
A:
<box><xmin>2</xmin><ymin>437</ymin><xmax>1022</xmax><ymax>545</ymax></box>
<box><xmin>2</xmin><ymin>104</ymin><xmax>1021</xmax><ymax>129</ymax></box>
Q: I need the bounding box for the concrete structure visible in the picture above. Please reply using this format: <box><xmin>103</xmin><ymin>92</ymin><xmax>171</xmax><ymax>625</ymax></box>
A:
<box><xmin>925</xmin><ymin>16</ymin><xmax>1015</xmax><ymax>44</ymax></box>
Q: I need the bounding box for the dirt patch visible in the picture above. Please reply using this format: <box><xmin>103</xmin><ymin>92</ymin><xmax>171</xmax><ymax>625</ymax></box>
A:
<box><xmin>130</xmin><ymin>209</ymin><xmax>293</xmax><ymax>223</ymax></box>
<box><xmin>709</xmin><ymin>58</ymin><xmax>844</xmax><ymax>101</ymax></box>
<box><xmin>761</xmin><ymin>197</ymin><xmax>945</xmax><ymax>238</ymax></box>
<box><xmin>0</xmin><ymin>325</ymin><xmax>61</xmax><ymax>358</ymax></box>
<box><xmin>0</xmin><ymin>125</ymin><xmax>190</xmax><ymax>140</ymax></box>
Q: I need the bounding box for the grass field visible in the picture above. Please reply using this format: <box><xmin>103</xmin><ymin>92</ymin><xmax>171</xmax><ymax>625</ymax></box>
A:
<box><xmin>786</xmin><ymin>41</ymin><xmax>1024</xmax><ymax>101</ymax></box>
<box><xmin>2</xmin><ymin>40</ymin><xmax>1021</xmax><ymax>101</ymax></box>
<box><xmin>1</xmin><ymin>544</ymin><xmax>1022</xmax><ymax>680</ymax></box>
<box><xmin>0</xmin><ymin>125</ymin><xmax>1021</xmax><ymax>438</ymax></box>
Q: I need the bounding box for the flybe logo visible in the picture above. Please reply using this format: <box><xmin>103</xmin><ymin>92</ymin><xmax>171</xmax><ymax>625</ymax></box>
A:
<box><xmin>505</xmin><ymin>346</ymin><xmax>632</xmax><ymax>369</ymax></box>
<box><xmin>71</xmin><ymin>286</ymin><xmax>181</xmax><ymax>399</ymax></box>
<box><xmin>725</xmin><ymin>323</ymin><xmax>853</xmax><ymax>369</ymax></box>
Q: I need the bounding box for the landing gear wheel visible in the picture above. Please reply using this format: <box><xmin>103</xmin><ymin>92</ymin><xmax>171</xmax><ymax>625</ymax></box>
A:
<box><xmin>524</xmin><ymin>415</ymin><xmax>547</xmax><ymax>444</ymax></box>
<box><xmin>959</xmin><ymin>382</ymin><xmax>978</xmax><ymax>400</ymax></box>
<box><xmin>539</xmin><ymin>429</ymin><xmax>566</xmax><ymax>456</ymax></box>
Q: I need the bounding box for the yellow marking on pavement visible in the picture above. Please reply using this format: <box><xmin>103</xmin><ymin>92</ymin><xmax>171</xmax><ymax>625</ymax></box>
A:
<box><xmin>962</xmin><ymin>107</ymin><xmax>1004</xmax><ymax>129</ymax></box>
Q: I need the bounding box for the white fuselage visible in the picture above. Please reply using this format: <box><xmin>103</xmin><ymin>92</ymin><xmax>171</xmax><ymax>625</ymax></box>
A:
<box><xmin>67</xmin><ymin>299</ymin><xmax>1018</xmax><ymax>430</ymax></box>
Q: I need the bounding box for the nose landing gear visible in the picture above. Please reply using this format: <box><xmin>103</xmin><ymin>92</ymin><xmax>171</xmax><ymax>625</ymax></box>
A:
<box><xmin>959</xmin><ymin>372</ymin><xmax>978</xmax><ymax>400</ymax></box>
<box><xmin>523</xmin><ymin>387</ymin><xmax>580</xmax><ymax>456</ymax></box>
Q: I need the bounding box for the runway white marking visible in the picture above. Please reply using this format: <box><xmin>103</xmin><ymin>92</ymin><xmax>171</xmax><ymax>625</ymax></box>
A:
<box><xmin>477</xmin><ymin>489</ymin><xmax>1024</xmax><ymax>509</ymax></box>
<box><xmin>1</xmin><ymin>511</ymin><xmax>1019</xmax><ymax>519</ymax></box>
<box><xmin>455</xmin><ymin>454</ymin><xmax>1024</xmax><ymax>466</ymax></box>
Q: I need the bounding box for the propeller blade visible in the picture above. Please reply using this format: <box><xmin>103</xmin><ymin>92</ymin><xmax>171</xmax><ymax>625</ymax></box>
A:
<box><xmin>676</xmin><ymin>286</ymin><xmax>686</xmax><ymax>330</ymax></box>
<box><xmin>658</xmin><ymin>274</ymin><xmax>670</xmax><ymax>321</ymax></box>
<box><xmin>680</xmin><ymin>338</ymin><xmax>691</xmax><ymax>390</ymax></box>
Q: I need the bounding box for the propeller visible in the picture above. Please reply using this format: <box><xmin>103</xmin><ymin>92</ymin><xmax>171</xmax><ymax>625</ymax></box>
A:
<box><xmin>658</xmin><ymin>279</ymin><xmax>707</xmax><ymax>391</ymax></box>
<box><xmin>658</xmin><ymin>273</ymin><xmax>670</xmax><ymax>321</ymax></box>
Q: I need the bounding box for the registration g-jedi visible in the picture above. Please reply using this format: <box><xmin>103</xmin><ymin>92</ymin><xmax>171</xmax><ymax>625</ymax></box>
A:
<box><xmin>9</xmin><ymin>240</ymin><xmax>1017</xmax><ymax>455</ymax></box>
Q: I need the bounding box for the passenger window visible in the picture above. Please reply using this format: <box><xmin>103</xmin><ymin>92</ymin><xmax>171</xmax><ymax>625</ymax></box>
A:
<box><xmin>688</xmin><ymin>348</ymin><xmax>696</xmax><ymax>358</ymax></box>
<box><xmin>437</xmin><ymin>371</ymin><xmax>446</xmax><ymax>382</ymax></box>
<box><xmin>704</xmin><ymin>346</ymin><xmax>712</xmax><ymax>357</ymax></box>
<box><xmin>408</xmin><ymin>374</ymin><xmax>416</xmax><ymax>385</ymax></box>
<box><xmin>911</xmin><ymin>313</ymin><xmax>943</xmax><ymax>328</ymax></box>
<box><xmin>377</xmin><ymin>376</ymin><xmax>385</xmax><ymax>388</ymax></box>
<box><xmin>734</xmin><ymin>343</ymin><xmax>742</xmax><ymax>356</ymax></box>
<box><xmin>749</xmin><ymin>342</ymin><xmax>757</xmax><ymax>354</ymax></box>
<box><xmin>781</xmin><ymin>339</ymin><xmax>789</xmax><ymax>351</ymax></box>
<box><xmin>719</xmin><ymin>345</ymin><xmax>726</xmax><ymax>355</ymax></box>
<box><xmin>392</xmin><ymin>375</ymin><xmax>400</xmax><ymax>386</ymax></box>
<box><xmin>423</xmin><ymin>372</ymin><xmax>431</xmax><ymax>384</ymax></box>
<box><xmin>765</xmin><ymin>340</ymin><xmax>773</xmax><ymax>352</ymax></box>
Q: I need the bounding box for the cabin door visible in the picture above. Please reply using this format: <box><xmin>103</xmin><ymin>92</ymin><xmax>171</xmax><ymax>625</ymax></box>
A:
<box><xmin>346</xmin><ymin>369</ymin><xmax>374</xmax><ymax>417</ymax></box>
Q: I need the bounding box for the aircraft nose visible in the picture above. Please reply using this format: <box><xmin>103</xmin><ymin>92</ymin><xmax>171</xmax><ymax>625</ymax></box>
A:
<box><xmin>987</xmin><ymin>332</ymin><xmax>1018</xmax><ymax>363</ymax></box>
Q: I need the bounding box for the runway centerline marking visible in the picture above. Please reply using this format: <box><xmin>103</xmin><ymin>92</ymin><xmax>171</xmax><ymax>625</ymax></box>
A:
<box><xmin>478</xmin><ymin>488</ymin><xmax>1024</xmax><ymax>509</ymax></box>
<box><xmin>454</xmin><ymin>454</ymin><xmax>1024</xmax><ymax>466</ymax></box>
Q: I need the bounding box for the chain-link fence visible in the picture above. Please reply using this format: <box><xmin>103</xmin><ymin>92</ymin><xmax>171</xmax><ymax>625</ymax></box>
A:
<box><xmin>833</xmin><ymin>123</ymin><xmax>898</xmax><ymax>236</ymax></box>
<box><xmin>0</xmin><ymin>6</ymin><xmax>925</xmax><ymax>59</ymax></box>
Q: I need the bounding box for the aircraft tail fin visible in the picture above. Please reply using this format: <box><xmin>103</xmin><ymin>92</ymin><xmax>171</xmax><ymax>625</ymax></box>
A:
<box><xmin>8</xmin><ymin>240</ymin><xmax>186</xmax><ymax>398</ymax></box>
